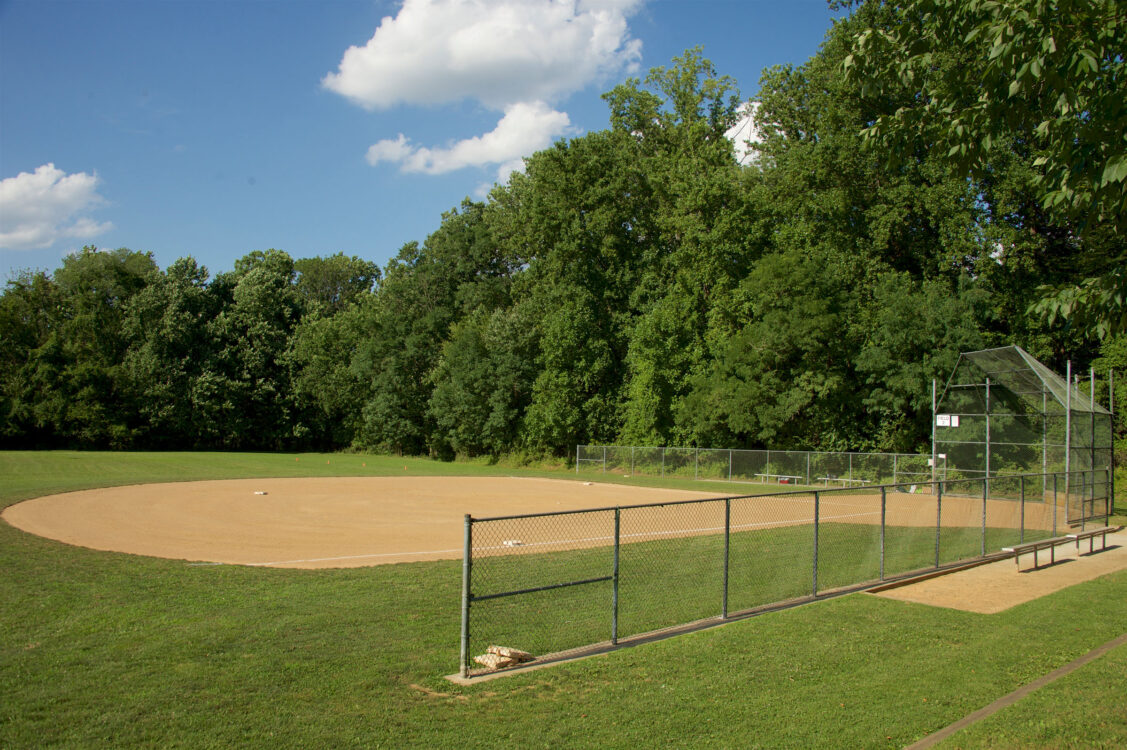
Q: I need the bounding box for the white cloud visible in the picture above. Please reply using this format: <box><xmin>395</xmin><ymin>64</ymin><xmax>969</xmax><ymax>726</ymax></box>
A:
<box><xmin>367</xmin><ymin>101</ymin><xmax>572</xmax><ymax>175</ymax></box>
<box><xmin>327</xmin><ymin>0</ymin><xmax>641</xmax><ymax>182</ymax></box>
<box><xmin>0</xmin><ymin>164</ymin><xmax>113</xmax><ymax>250</ymax></box>
<box><xmin>323</xmin><ymin>0</ymin><xmax>643</xmax><ymax>110</ymax></box>
<box><xmin>725</xmin><ymin>101</ymin><xmax>763</xmax><ymax>166</ymax></box>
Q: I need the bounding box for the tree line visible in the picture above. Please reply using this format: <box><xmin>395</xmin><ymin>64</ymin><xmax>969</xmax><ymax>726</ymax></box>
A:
<box><xmin>2</xmin><ymin>3</ymin><xmax>1123</xmax><ymax>457</ymax></box>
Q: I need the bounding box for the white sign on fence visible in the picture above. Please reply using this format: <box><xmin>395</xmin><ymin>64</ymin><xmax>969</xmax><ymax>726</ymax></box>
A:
<box><xmin>936</xmin><ymin>414</ymin><xmax>960</xmax><ymax>427</ymax></box>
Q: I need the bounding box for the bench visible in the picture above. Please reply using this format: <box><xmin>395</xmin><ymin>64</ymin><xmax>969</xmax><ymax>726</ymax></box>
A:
<box><xmin>816</xmin><ymin>476</ymin><xmax>872</xmax><ymax>488</ymax></box>
<box><xmin>755</xmin><ymin>473</ymin><xmax>803</xmax><ymax>485</ymax></box>
<box><xmin>1004</xmin><ymin>526</ymin><xmax>1122</xmax><ymax>571</ymax></box>
<box><xmin>1066</xmin><ymin>526</ymin><xmax>1123</xmax><ymax>556</ymax></box>
<box><xmin>1003</xmin><ymin>535</ymin><xmax>1074</xmax><ymax>571</ymax></box>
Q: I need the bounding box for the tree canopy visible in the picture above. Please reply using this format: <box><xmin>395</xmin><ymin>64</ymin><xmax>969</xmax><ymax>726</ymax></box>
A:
<box><xmin>840</xmin><ymin>0</ymin><xmax>1126</xmax><ymax>337</ymax></box>
<box><xmin>2</xmin><ymin>24</ymin><xmax>1121</xmax><ymax>459</ymax></box>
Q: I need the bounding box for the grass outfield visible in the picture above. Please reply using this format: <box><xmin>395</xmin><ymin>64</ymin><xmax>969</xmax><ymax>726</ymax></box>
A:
<box><xmin>0</xmin><ymin>451</ymin><xmax>1124</xmax><ymax>748</ymax></box>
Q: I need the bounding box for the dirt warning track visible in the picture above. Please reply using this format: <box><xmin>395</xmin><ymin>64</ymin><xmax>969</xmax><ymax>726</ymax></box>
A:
<box><xmin>1</xmin><ymin>477</ymin><xmax>727</xmax><ymax>568</ymax></box>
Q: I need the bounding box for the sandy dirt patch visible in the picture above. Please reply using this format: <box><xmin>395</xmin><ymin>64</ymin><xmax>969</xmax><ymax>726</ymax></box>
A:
<box><xmin>1</xmin><ymin>477</ymin><xmax>727</xmax><ymax>568</ymax></box>
<box><xmin>872</xmin><ymin>528</ymin><xmax>1127</xmax><ymax>613</ymax></box>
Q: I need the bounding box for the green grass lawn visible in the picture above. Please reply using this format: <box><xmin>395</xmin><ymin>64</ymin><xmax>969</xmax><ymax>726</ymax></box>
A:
<box><xmin>1</xmin><ymin>451</ymin><xmax>1125</xmax><ymax>748</ymax></box>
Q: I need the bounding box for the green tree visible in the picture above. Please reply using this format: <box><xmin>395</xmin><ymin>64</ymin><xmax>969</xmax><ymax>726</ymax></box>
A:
<box><xmin>354</xmin><ymin>200</ymin><xmax>515</xmax><ymax>454</ymax></box>
<box><xmin>35</xmin><ymin>246</ymin><xmax>159</xmax><ymax>446</ymax></box>
<box><xmin>0</xmin><ymin>270</ymin><xmax>63</xmax><ymax>446</ymax></box>
<box><xmin>287</xmin><ymin>296</ymin><xmax>375</xmax><ymax>449</ymax></box>
<box><xmin>293</xmin><ymin>253</ymin><xmax>380</xmax><ymax>316</ymax></box>
<box><xmin>120</xmin><ymin>257</ymin><xmax>220</xmax><ymax>447</ymax></box>
<box><xmin>841</xmin><ymin>0</ymin><xmax>1127</xmax><ymax>336</ymax></box>
<box><xmin>201</xmin><ymin>249</ymin><xmax>303</xmax><ymax>449</ymax></box>
<box><xmin>427</xmin><ymin>305</ymin><xmax>539</xmax><ymax>456</ymax></box>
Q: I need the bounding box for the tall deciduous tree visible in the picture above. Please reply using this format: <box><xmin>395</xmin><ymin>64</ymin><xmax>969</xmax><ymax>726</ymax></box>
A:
<box><xmin>840</xmin><ymin>0</ymin><xmax>1126</xmax><ymax>336</ymax></box>
<box><xmin>121</xmin><ymin>256</ymin><xmax>220</xmax><ymax>447</ymax></box>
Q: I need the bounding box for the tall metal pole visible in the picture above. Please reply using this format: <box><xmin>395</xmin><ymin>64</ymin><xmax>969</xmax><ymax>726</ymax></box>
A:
<box><xmin>612</xmin><ymin>508</ymin><xmax>620</xmax><ymax>645</ymax></box>
<box><xmin>460</xmin><ymin>514</ymin><xmax>472</xmax><ymax>678</ymax></box>
<box><xmin>1111</xmin><ymin>369</ymin><xmax>1117</xmax><ymax>515</ymax></box>
<box><xmin>1066</xmin><ymin>361</ymin><xmax>1072</xmax><ymax>517</ymax></box>
<box><xmin>1052</xmin><ymin>472</ymin><xmax>1058</xmax><ymax>537</ymax></box>
<box><xmin>1042</xmin><ymin>387</ymin><xmax>1048</xmax><ymax>482</ymax></box>
<box><xmin>985</xmin><ymin>378</ymin><xmax>992</xmax><ymax>494</ymax></box>
<box><xmin>722</xmin><ymin>499</ymin><xmax>730</xmax><ymax>619</ymax></box>
<box><xmin>1091</xmin><ymin>367</ymin><xmax>1097</xmax><ymax>515</ymax></box>
<box><xmin>880</xmin><ymin>486</ymin><xmax>887</xmax><ymax>580</ymax></box>
<box><xmin>1020</xmin><ymin>475</ymin><xmax>1026</xmax><ymax>544</ymax></box>
<box><xmin>812</xmin><ymin>492</ymin><xmax>820</xmax><ymax>596</ymax></box>
<box><xmin>931</xmin><ymin>379</ymin><xmax>938</xmax><ymax>487</ymax></box>
<box><xmin>935</xmin><ymin>483</ymin><xmax>943</xmax><ymax>568</ymax></box>
<box><xmin>981</xmin><ymin>476</ymin><xmax>988</xmax><ymax>556</ymax></box>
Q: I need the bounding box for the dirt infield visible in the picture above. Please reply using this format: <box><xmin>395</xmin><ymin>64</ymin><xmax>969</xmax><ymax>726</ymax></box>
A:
<box><xmin>1</xmin><ymin>477</ymin><xmax>727</xmax><ymax>568</ymax></box>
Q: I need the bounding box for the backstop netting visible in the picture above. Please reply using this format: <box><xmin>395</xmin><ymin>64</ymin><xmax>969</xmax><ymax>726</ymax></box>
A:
<box><xmin>934</xmin><ymin>346</ymin><xmax>1114</xmax><ymax>523</ymax></box>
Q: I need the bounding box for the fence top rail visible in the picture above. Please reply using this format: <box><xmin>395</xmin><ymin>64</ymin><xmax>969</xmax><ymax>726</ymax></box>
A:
<box><xmin>576</xmin><ymin>444</ymin><xmax>924</xmax><ymax>460</ymax></box>
<box><xmin>470</xmin><ymin>468</ymin><xmax>1106</xmax><ymax>523</ymax></box>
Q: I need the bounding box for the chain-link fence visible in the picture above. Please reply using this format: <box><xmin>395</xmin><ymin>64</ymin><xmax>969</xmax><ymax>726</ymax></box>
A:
<box><xmin>459</xmin><ymin>468</ymin><xmax>1111</xmax><ymax>677</ymax></box>
<box><xmin>576</xmin><ymin>445</ymin><xmax>933</xmax><ymax>487</ymax></box>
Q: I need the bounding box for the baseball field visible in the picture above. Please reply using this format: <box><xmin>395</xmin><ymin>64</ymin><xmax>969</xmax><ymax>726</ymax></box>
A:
<box><xmin>1</xmin><ymin>450</ymin><xmax>1125</xmax><ymax>748</ymax></box>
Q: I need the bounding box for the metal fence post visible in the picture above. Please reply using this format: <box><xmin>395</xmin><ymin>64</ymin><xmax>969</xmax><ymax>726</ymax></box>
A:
<box><xmin>981</xmin><ymin>476</ymin><xmax>988</xmax><ymax>557</ymax></box>
<box><xmin>728</xmin><ymin>450</ymin><xmax>733</xmax><ymax>482</ymax></box>
<box><xmin>631</xmin><ymin>446</ymin><xmax>635</xmax><ymax>477</ymax></box>
<box><xmin>880</xmin><ymin>486</ymin><xmax>887</xmax><ymax>580</ymax></box>
<box><xmin>1081</xmin><ymin>471</ymin><xmax>1087</xmax><ymax>531</ymax></box>
<box><xmin>575</xmin><ymin>446</ymin><xmax>580</xmax><ymax>474</ymax></box>
<box><xmin>661</xmin><ymin>447</ymin><xmax>666</xmax><ymax>478</ymax></box>
<box><xmin>893</xmin><ymin>454</ymin><xmax>898</xmax><ymax>485</ymax></box>
<box><xmin>460</xmin><ymin>514</ymin><xmax>472</xmax><ymax>678</ymax></box>
<box><xmin>1107</xmin><ymin>467</ymin><xmax>1113</xmax><ymax>523</ymax></box>
<box><xmin>935</xmin><ymin>482</ymin><xmax>943</xmax><ymax>568</ymax></box>
<box><xmin>806</xmin><ymin>452</ymin><xmax>811</xmax><ymax>486</ymax></box>
<box><xmin>812</xmin><ymin>492</ymin><xmax>820</xmax><ymax>596</ymax></box>
<box><xmin>722</xmin><ymin>498</ymin><xmax>731</xmax><ymax>619</ymax></box>
<box><xmin>1053</xmin><ymin>472</ymin><xmax>1058</xmax><ymax>537</ymax></box>
<box><xmin>1019</xmin><ymin>475</ymin><xmax>1025</xmax><ymax>544</ymax></box>
<box><xmin>602</xmin><ymin>446</ymin><xmax>607</xmax><ymax>474</ymax></box>
<box><xmin>695</xmin><ymin>449</ymin><xmax>699</xmax><ymax>481</ymax></box>
<box><xmin>612</xmin><ymin>508</ymin><xmax>620</xmax><ymax>645</ymax></box>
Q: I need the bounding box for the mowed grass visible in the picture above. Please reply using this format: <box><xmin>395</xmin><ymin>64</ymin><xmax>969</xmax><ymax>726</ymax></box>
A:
<box><xmin>0</xmin><ymin>451</ymin><xmax>1124</xmax><ymax>748</ymax></box>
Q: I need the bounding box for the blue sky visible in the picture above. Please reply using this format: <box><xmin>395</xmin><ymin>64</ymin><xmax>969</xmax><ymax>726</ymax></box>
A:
<box><xmin>0</xmin><ymin>0</ymin><xmax>845</xmax><ymax>281</ymax></box>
